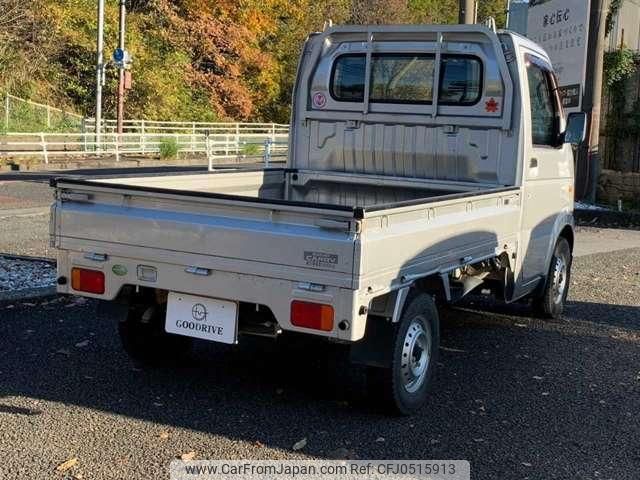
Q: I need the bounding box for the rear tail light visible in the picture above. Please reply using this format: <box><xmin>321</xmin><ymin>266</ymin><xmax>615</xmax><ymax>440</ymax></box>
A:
<box><xmin>71</xmin><ymin>268</ymin><xmax>105</xmax><ymax>294</ymax></box>
<box><xmin>291</xmin><ymin>300</ymin><xmax>334</xmax><ymax>331</ymax></box>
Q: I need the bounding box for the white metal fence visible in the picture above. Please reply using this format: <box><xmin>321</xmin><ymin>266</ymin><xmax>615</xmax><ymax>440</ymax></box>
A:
<box><xmin>83</xmin><ymin>118</ymin><xmax>289</xmax><ymax>136</ymax></box>
<box><xmin>1</xmin><ymin>131</ymin><xmax>289</xmax><ymax>167</ymax></box>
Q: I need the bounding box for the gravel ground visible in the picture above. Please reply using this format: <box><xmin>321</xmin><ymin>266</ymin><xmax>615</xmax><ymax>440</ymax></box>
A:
<box><xmin>0</xmin><ymin>257</ymin><xmax>56</xmax><ymax>291</ymax></box>
<box><xmin>0</xmin><ymin>248</ymin><xmax>638</xmax><ymax>480</ymax></box>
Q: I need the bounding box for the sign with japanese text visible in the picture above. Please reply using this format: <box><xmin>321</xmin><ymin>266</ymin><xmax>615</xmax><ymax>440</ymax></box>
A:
<box><xmin>527</xmin><ymin>0</ymin><xmax>591</xmax><ymax>113</ymax></box>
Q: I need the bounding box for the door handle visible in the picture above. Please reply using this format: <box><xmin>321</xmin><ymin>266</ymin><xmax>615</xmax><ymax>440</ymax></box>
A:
<box><xmin>530</xmin><ymin>158</ymin><xmax>538</xmax><ymax>168</ymax></box>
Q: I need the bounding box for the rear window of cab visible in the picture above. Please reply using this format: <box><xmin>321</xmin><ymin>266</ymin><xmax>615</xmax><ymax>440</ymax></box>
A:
<box><xmin>330</xmin><ymin>53</ymin><xmax>483</xmax><ymax>106</ymax></box>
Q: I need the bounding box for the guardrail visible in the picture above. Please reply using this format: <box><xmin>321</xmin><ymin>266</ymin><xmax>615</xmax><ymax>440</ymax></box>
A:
<box><xmin>1</xmin><ymin>131</ymin><xmax>289</xmax><ymax>167</ymax></box>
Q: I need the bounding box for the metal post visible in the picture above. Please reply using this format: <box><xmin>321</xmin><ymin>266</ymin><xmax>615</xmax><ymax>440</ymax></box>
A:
<box><xmin>81</xmin><ymin>118</ymin><xmax>88</xmax><ymax>152</ymax></box>
<box><xmin>235</xmin><ymin>123</ymin><xmax>240</xmax><ymax>155</ymax></box>
<box><xmin>40</xmin><ymin>133</ymin><xmax>48</xmax><ymax>164</ymax></box>
<box><xmin>459</xmin><ymin>0</ymin><xmax>474</xmax><ymax>24</ymax></box>
<box><xmin>95</xmin><ymin>0</ymin><xmax>105</xmax><ymax>148</ymax></box>
<box><xmin>114</xmin><ymin>133</ymin><xmax>120</xmax><ymax>162</ymax></box>
<box><xmin>46</xmin><ymin>105</ymin><xmax>51</xmax><ymax>129</ymax></box>
<box><xmin>4</xmin><ymin>93</ymin><xmax>9</xmax><ymax>131</ymax></box>
<box><xmin>141</xmin><ymin>120</ymin><xmax>145</xmax><ymax>153</ymax></box>
<box><xmin>116</xmin><ymin>0</ymin><xmax>126</xmax><ymax>135</ymax></box>
<box><xmin>205</xmin><ymin>132</ymin><xmax>212</xmax><ymax>170</ymax></box>
<box><xmin>263</xmin><ymin>138</ymin><xmax>272</xmax><ymax>167</ymax></box>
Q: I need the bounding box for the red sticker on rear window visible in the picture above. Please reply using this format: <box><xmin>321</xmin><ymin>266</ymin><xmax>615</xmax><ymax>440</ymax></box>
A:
<box><xmin>313</xmin><ymin>92</ymin><xmax>327</xmax><ymax>108</ymax></box>
<box><xmin>485</xmin><ymin>98</ymin><xmax>500</xmax><ymax>113</ymax></box>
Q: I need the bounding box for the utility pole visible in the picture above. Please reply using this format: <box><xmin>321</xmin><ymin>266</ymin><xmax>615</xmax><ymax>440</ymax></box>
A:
<box><xmin>579</xmin><ymin>0</ymin><xmax>610</xmax><ymax>202</ymax></box>
<box><xmin>116</xmin><ymin>0</ymin><xmax>126</xmax><ymax>135</ymax></box>
<box><xmin>459</xmin><ymin>0</ymin><xmax>475</xmax><ymax>24</ymax></box>
<box><xmin>95</xmin><ymin>0</ymin><xmax>105</xmax><ymax>147</ymax></box>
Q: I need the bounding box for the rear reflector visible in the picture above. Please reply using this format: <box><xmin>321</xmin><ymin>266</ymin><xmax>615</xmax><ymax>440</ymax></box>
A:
<box><xmin>290</xmin><ymin>300</ymin><xmax>334</xmax><ymax>331</ymax></box>
<box><xmin>71</xmin><ymin>268</ymin><xmax>105</xmax><ymax>294</ymax></box>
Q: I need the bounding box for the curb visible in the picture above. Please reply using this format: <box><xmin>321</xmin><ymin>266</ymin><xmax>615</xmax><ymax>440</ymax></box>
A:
<box><xmin>575</xmin><ymin>209</ymin><xmax>640</xmax><ymax>230</ymax></box>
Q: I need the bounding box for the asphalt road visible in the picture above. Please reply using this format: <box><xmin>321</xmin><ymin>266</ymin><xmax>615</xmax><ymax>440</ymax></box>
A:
<box><xmin>0</xmin><ymin>248</ymin><xmax>638</xmax><ymax>479</ymax></box>
<box><xmin>0</xmin><ymin>176</ymin><xmax>639</xmax><ymax>479</ymax></box>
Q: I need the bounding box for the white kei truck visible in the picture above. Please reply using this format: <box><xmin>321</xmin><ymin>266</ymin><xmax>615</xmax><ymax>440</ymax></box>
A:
<box><xmin>50</xmin><ymin>25</ymin><xmax>587</xmax><ymax>414</ymax></box>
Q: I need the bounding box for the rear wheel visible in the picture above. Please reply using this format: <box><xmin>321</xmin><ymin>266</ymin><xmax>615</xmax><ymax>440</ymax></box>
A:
<box><xmin>366</xmin><ymin>292</ymin><xmax>440</xmax><ymax>415</ymax></box>
<box><xmin>118</xmin><ymin>303</ymin><xmax>193</xmax><ymax>365</ymax></box>
<box><xmin>533</xmin><ymin>237</ymin><xmax>572</xmax><ymax>319</ymax></box>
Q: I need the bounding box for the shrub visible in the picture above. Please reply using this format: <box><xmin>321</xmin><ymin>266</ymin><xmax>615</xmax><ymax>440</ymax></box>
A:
<box><xmin>241</xmin><ymin>143</ymin><xmax>260</xmax><ymax>156</ymax></box>
<box><xmin>159</xmin><ymin>137</ymin><xmax>179</xmax><ymax>159</ymax></box>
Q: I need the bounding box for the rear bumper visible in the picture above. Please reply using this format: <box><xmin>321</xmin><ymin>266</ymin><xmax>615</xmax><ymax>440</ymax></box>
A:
<box><xmin>56</xmin><ymin>249</ymin><xmax>368</xmax><ymax>341</ymax></box>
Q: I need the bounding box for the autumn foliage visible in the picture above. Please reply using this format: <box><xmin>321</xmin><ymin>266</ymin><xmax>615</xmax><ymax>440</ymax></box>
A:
<box><xmin>0</xmin><ymin>0</ymin><xmax>508</xmax><ymax>124</ymax></box>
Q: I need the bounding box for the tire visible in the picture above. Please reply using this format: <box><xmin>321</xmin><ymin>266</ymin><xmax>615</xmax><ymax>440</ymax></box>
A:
<box><xmin>533</xmin><ymin>237</ymin><xmax>572</xmax><ymax>319</ymax></box>
<box><xmin>118</xmin><ymin>303</ymin><xmax>193</xmax><ymax>365</ymax></box>
<box><xmin>366</xmin><ymin>292</ymin><xmax>440</xmax><ymax>415</ymax></box>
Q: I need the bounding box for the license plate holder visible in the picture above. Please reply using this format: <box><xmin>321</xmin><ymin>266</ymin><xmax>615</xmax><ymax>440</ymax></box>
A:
<box><xmin>165</xmin><ymin>292</ymin><xmax>238</xmax><ymax>344</ymax></box>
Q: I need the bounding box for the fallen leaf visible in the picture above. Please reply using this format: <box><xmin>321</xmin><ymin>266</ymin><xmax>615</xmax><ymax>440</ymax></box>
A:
<box><xmin>75</xmin><ymin>340</ymin><xmax>90</xmax><ymax>348</ymax></box>
<box><xmin>292</xmin><ymin>438</ymin><xmax>307</xmax><ymax>451</ymax></box>
<box><xmin>55</xmin><ymin>457</ymin><xmax>78</xmax><ymax>472</ymax></box>
<box><xmin>159</xmin><ymin>432</ymin><xmax>170</xmax><ymax>440</ymax></box>
<box><xmin>532</xmin><ymin>376</ymin><xmax>544</xmax><ymax>380</ymax></box>
<box><xmin>522</xmin><ymin>462</ymin><xmax>532</xmax><ymax>467</ymax></box>
<box><xmin>180</xmin><ymin>452</ymin><xmax>196</xmax><ymax>461</ymax></box>
<box><xmin>327</xmin><ymin>447</ymin><xmax>358</xmax><ymax>459</ymax></box>
<box><xmin>375</xmin><ymin>437</ymin><xmax>385</xmax><ymax>443</ymax></box>
<box><xmin>473</xmin><ymin>438</ymin><xmax>485</xmax><ymax>443</ymax></box>
<box><xmin>153</xmin><ymin>402</ymin><xmax>164</xmax><ymax>407</ymax></box>
<box><xmin>440</xmin><ymin>346</ymin><xmax>467</xmax><ymax>353</ymax></box>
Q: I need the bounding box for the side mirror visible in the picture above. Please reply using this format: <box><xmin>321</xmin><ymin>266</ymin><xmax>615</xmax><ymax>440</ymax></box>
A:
<box><xmin>564</xmin><ymin>112</ymin><xmax>587</xmax><ymax>146</ymax></box>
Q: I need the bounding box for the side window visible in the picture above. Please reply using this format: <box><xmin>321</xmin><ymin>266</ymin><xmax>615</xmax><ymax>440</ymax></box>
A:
<box><xmin>440</xmin><ymin>56</ymin><xmax>483</xmax><ymax>105</ymax></box>
<box><xmin>370</xmin><ymin>54</ymin><xmax>435</xmax><ymax>103</ymax></box>
<box><xmin>526</xmin><ymin>57</ymin><xmax>560</xmax><ymax>146</ymax></box>
<box><xmin>331</xmin><ymin>55</ymin><xmax>365</xmax><ymax>102</ymax></box>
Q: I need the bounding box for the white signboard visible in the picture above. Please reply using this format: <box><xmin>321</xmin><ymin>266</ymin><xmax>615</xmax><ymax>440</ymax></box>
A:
<box><xmin>527</xmin><ymin>0</ymin><xmax>591</xmax><ymax>112</ymax></box>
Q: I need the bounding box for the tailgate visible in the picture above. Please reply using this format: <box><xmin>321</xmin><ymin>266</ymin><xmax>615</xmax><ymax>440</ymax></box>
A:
<box><xmin>51</xmin><ymin>180</ymin><xmax>359</xmax><ymax>288</ymax></box>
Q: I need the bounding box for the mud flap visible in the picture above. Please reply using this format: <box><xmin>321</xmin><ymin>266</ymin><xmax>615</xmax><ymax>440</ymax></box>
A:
<box><xmin>349</xmin><ymin>316</ymin><xmax>395</xmax><ymax>368</ymax></box>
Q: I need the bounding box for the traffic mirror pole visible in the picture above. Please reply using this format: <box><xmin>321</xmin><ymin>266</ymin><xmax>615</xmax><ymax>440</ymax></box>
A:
<box><xmin>116</xmin><ymin>0</ymin><xmax>127</xmax><ymax>135</ymax></box>
<box><xmin>95</xmin><ymin>0</ymin><xmax>105</xmax><ymax>148</ymax></box>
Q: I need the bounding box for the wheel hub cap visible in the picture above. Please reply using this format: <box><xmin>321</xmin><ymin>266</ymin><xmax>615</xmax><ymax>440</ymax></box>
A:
<box><xmin>400</xmin><ymin>319</ymin><xmax>432</xmax><ymax>393</ymax></box>
<box><xmin>552</xmin><ymin>256</ymin><xmax>567</xmax><ymax>304</ymax></box>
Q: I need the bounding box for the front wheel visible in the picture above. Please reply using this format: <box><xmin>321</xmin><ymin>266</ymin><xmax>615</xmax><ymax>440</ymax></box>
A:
<box><xmin>367</xmin><ymin>292</ymin><xmax>440</xmax><ymax>415</ymax></box>
<box><xmin>533</xmin><ymin>237</ymin><xmax>572</xmax><ymax>319</ymax></box>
